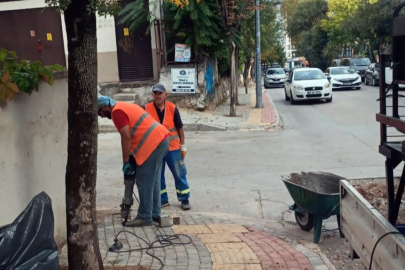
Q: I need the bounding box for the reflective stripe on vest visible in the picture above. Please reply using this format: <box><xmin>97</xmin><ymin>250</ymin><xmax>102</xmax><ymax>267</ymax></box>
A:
<box><xmin>130</xmin><ymin>113</ymin><xmax>148</xmax><ymax>138</ymax></box>
<box><xmin>145</xmin><ymin>102</ymin><xmax>180</xmax><ymax>151</ymax></box>
<box><xmin>132</xmin><ymin>122</ymin><xmax>159</xmax><ymax>156</ymax></box>
<box><xmin>112</xmin><ymin>102</ymin><xmax>169</xmax><ymax>165</ymax></box>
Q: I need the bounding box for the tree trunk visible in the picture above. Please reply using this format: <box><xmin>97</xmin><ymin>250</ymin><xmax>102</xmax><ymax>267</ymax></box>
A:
<box><xmin>64</xmin><ymin>1</ymin><xmax>103</xmax><ymax>269</ymax></box>
<box><xmin>235</xmin><ymin>46</ymin><xmax>240</xmax><ymax>105</ymax></box>
<box><xmin>230</xmin><ymin>41</ymin><xmax>237</xmax><ymax>117</ymax></box>
<box><xmin>249</xmin><ymin>57</ymin><xmax>254</xmax><ymax>83</ymax></box>
<box><xmin>244</xmin><ymin>55</ymin><xmax>250</xmax><ymax>94</ymax></box>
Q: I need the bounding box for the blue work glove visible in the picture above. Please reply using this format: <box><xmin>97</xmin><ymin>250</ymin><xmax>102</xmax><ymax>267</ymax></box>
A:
<box><xmin>122</xmin><ymin>162</ymin><xmax>135</xmax><ymax>175</ymax></box>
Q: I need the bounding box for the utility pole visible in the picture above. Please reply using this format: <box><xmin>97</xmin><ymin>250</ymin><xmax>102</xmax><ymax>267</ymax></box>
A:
<box><xmin>255</xmin><ymin>0</ymin><xmax>262</xmax><ymax>108</ymax></box>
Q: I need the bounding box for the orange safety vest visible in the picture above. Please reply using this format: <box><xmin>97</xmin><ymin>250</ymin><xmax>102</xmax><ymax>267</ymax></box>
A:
<box><xmin>145</xmin><ymin>101</ymin><xmax>180</xmax><ymax>151</ymax></box>
<box><xmin>112</xmin><ymin>102</ymin><xmax>169</xmax><ymax>165</ymax></box>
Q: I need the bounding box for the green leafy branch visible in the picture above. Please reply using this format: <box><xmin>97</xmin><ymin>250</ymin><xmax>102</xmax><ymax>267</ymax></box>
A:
<box><xmin>0</xmin><ymin>48</ymin><xmax>66</xmax><ymax>102</ymax></box>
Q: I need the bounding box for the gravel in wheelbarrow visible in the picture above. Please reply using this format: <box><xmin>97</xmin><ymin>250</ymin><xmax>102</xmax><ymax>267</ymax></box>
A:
<box><xmin>282</xmin><ymin>172</ymin><xmax>346</xmax><ymax>243</ymax></box>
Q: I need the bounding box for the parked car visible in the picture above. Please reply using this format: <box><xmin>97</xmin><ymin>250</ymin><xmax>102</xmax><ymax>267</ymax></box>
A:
<box><xmin>264</xmin><ymin>68</ymin><xmax>287</xmax><ymax>89</ymax></box>
<box><xmin>365</xmin><ymin>63</ymin><xmax>379</xmax><ymax>86</ymax></box>
<box><xmin>342</xmin><ymin>57</ymin><xmax>371</xmax><ymax>82</ymax></box>
<box><xmin>284</xmin><ymin>68</ymin><xmax>333</xmax><ymax>104</ymax></box>
<box><xmin>331</xmin><ymin>59</ymin><xmax>342</xmax><ymax>67</ymax></box>
<box><xmin>325</xmin><ymin>67</ymin><xmax>362</xmax><ymax>90</ymax></box>
<box><xmin>385</xmin><ymin>62</ymin><xmax>405</xmax><ymax>89</ymax></box>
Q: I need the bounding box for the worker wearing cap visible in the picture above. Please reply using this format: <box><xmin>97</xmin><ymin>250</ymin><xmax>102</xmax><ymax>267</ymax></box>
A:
<box><xmin>144</xmin><ymin>84</ymin><xmax>191</xmax><ymax>210</ymax></box>
<box><xmin>98</xmin><ymin>96</ymin><xmax>169</xmax><ymax>227</ymax></box>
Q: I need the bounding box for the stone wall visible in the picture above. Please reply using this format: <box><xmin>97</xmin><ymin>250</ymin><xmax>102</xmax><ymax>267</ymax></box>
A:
<box><xmin>98</xmin><ymin>57</ymin><xmax>229</xmax><ymax>111</ymax></box>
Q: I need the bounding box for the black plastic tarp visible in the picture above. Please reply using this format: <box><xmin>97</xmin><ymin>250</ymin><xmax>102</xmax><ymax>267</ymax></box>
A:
<box><xmin>0</xmin><ymin>192</ymin><xmax>59</xmax><ymax>270</ymax></box>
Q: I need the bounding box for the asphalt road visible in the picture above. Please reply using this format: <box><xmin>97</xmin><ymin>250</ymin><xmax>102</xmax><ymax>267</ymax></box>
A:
<box><xmin>96</xmin><ymin>83</ymin><xmax>396</xmax><ymax>257</ymax></box>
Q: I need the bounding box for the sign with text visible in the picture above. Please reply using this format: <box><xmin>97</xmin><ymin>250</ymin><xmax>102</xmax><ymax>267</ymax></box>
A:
<box><xmin>175</xmin><ymin>43</ymin><xmax>191</xmax><ymax>62</ymax></box>
<box><xmin>171</xmin><ymin>68</ymin><xmax>195</xmax><ymax>93</ymax></box>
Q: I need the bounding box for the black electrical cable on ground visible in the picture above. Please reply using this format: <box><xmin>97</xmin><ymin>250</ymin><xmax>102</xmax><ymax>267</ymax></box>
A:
<box><xmin>110</xmin><ymin>225</ymin><xmax>192</xmax><ymax>270</ymax></box>
<box><xmin>368</xmin><ymin>231</ymin><xmax>405</xmax><ymax>270</ymax></box>
<box><xmin>109</xmin><ymin>191</ymin><xmax>192</xmax><ymax>270</ymax></box>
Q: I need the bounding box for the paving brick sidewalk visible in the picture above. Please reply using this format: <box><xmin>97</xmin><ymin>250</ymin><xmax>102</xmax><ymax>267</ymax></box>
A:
<box><xmin>59</xmin><ymin>213</ymin><xmax>329</xmax><ymax>270</ymax></box>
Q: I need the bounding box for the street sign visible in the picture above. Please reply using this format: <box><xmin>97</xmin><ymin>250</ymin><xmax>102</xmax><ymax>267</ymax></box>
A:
<box><xmin>171</xmin><ymin>68</ymin><xmax>195</xmax><ymax>93</ymax></box>
<box><xmin>175</xmin><ymin>44</ymin><xmax>191</xmax><ymax>62</ymax></box>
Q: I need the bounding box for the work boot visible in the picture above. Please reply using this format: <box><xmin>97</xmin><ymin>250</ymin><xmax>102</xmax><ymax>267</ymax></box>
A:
<box><xmin>181</xmin><ymin>200</ymin><xmax>191</xmax><ymax>211</ymax></box>
<box><xmin>124</xmin><ymin>216</ymin><xmax>152</xmax><ymax>227</ymax></box>
<box><xmin>161</xmin><ymin>201</ymin><xmax>170</xmax><ymax>208</ymax></box>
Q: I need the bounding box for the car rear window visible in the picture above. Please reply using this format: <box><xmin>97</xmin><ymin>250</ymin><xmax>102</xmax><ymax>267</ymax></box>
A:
<box><xmin>267</xmin><ymin>69</ymin><xmax>284</xmax><ymax>75</ymax></box>
<box><xmin>350</xmin><ymin>58</ymin><xmax>371</xmax><ymax>66</ymax></box>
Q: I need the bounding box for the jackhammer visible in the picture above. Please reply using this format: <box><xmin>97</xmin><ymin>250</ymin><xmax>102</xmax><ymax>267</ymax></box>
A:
<box><xmin>120</xmin><ymin>173</ymin><xmax>135</xmax><ymax>226</ymax></box>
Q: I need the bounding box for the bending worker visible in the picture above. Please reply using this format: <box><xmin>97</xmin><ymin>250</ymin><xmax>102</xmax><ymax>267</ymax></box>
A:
<box><xmin>98</xmin><ymin>96</ymin><xmax>169</xmax><ymax>227</ymax></box>
<box><xmin>144</xmin><ymin>84</ymin><xmax>191</xmax><ymax>210</ymax></box>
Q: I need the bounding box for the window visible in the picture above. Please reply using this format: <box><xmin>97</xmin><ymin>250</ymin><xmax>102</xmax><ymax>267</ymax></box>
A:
<box><xmin>267</xmin><ymin>69</ymin><xmax>285</xmax><ymax>75</ymax></box>
<box><xmin>294</xmin><ymin>70</ymin><xmax>326</xmax><ymax>81</ymax></box>
<box><xmin>350</xmin><ymin>58</ymin><xmax>371</xmax><ymax>66</ymax></box>
<box><xmin>330</xmin><ymin>68</ymin><xmax>356</xmax><ymax>75</ymax></box>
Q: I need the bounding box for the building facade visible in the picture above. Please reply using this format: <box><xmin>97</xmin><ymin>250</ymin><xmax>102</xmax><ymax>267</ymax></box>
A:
<box><xmin>273</xmin><ymin>0</ymin><xmax>295</xmax><ymax>66</ymax></box>
<box><xmin>0</xmin><ymin>0</ymin><xmax>163</xmax><ymax>83</ymax></box>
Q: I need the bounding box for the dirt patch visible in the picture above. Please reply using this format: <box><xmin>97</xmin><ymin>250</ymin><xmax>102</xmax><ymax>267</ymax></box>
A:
<box><xmin>97</xmin><ymin>209</ymin><xmax>120</xmax><ymax>225</ymax></box>
<box><xmin>285</xmin><ymin>172</ymin><xmax>345</xmax><ymax>194</ymax></box>
<box><xmin>317</xmin><ymin>232</ymin><xmax>366</xmax><ymax>270</ymax></box>
<box><xmin>355</xmin><ymin>182</ymin><xmax>405</xmax><ymax>224</ymax></box>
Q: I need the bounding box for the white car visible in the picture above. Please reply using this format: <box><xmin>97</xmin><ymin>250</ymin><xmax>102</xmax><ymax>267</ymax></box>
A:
<box><xmin>325</xmin><ymin>67</ymin><xmax>362</xmax><ymax>90</ymax></box>
<box><xmin>285</xmin><ymin>68</ymin><xmax>333</xmax><ymax>104</ymax></box>
<box><xmin>264</xmin><ymin>68</ymin><xmax>287</xmax><ymax>88</ymax></box>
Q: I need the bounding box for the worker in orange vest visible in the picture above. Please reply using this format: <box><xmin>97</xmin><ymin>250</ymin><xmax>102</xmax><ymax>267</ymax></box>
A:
<box><xmin>98</xmin><ymin>96</ymin><xmax>169</xmax><ymax>227</ymax></box>
<box><xmin>144</xmin><ymin>84</ymin><xmax>191</xmax><ymax>210</ymax></box>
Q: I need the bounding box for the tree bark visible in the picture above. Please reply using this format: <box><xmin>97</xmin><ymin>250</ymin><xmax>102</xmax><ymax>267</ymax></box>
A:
<box><xmin>235</xmin><ymin>46</ymin><xmax>239</xmax><ymax>105</ymax></box>
<box><xmin>229</xmin><ymin>41</ymin><xmax>236</xmax><ymax>117</ymax></box>
<box><xmin>244</xmin><ymin>55</ymin><xmax>250</xmax><ymax>94</ymax></box>
<box><xmin>64</xmin><ymin>1</ymin><xmax>103</xmax><ymax>269</ymax></box>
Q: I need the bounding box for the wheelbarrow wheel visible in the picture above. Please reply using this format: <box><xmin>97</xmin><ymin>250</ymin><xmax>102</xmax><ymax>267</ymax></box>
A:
<box><xmin>295</xmin><ymin>212</ymin><xmax>314</xmax><ymax>231</ymax></box>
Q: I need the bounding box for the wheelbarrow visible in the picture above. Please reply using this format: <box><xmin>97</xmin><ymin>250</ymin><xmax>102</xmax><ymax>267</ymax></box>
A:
<box><xmin>282</xmin><ymin>172</ymin><xmax>344</xmax><ymax>243</ymax></box>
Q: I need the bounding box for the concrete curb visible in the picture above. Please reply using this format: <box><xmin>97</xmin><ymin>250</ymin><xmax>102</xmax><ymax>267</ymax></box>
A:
<box><xmin>295</xmin><ymin>243</ymin><xmax>335</xmax><ymax>270</ymax></box>
<box><xmin>98</xmin><ymin>123</ymin><xmax>228</xmax><ymax>134</ymax></box>
<box><xmin>266</xmin><ymin>91</ymin><xmax>282</xmax><ymax>129</ymax></box>
<box><xmin>182</xmin><ymin>123</ymin><xmax>227</xmax><ymax>132</ymax></box>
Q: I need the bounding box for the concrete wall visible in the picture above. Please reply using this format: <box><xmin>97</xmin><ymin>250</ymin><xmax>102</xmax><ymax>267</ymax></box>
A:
<box><xmin>61</xmin><ymin>12</ymin><xmax>120</xmax><ymax>83</ymax></box>
<box><xmin>0</xmin><ymin>78</ymin><xmax>68</xmax><ymax>245</ymax></box>
<box><xmin>96</xmin><ymin>14</ymin><xmax>120</xmax><ymax>83</ymax></box>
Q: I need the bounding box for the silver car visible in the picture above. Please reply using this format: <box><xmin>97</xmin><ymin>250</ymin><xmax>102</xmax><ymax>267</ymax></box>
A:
<box><xmin>264</xmin><ymin>68</ymin><xmax>286</xmax><ymax>89</ymax></box>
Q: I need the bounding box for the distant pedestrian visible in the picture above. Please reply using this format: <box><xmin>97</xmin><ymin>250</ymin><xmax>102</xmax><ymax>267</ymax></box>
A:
<box><xmin>144</xmin><ymin>84</ymin><xmax>191</xmax><ymax>210</ymax></box>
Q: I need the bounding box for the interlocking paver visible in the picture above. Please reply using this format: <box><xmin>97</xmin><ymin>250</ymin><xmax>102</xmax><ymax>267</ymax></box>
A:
<box><xmin>212</xmin><ymin>263</ymin><xmax>262</xmax><ymax>270</ymax></box>
<box><xmin>206</xmin><ymin>243</ymin><xmax>260</xmax><ymax>264</ymax></box>
<box><xmin>198</xmin><ymin>233</ymin><xmax>242</xmax><ymax>243</ymax></box>
<box><xmin>56</xmin><ymin>212</ymin><xmax>327</xmax><ymax>270</ymax></box>
<box><xmin>173</xmin><ymin>225</ymin><xmax>213</xmax><ymax>234</ymax></box>
<box><xmin>207</xmin><ymin>224</ymin><xmax>249</xmax><ymax>234</ymax></box>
